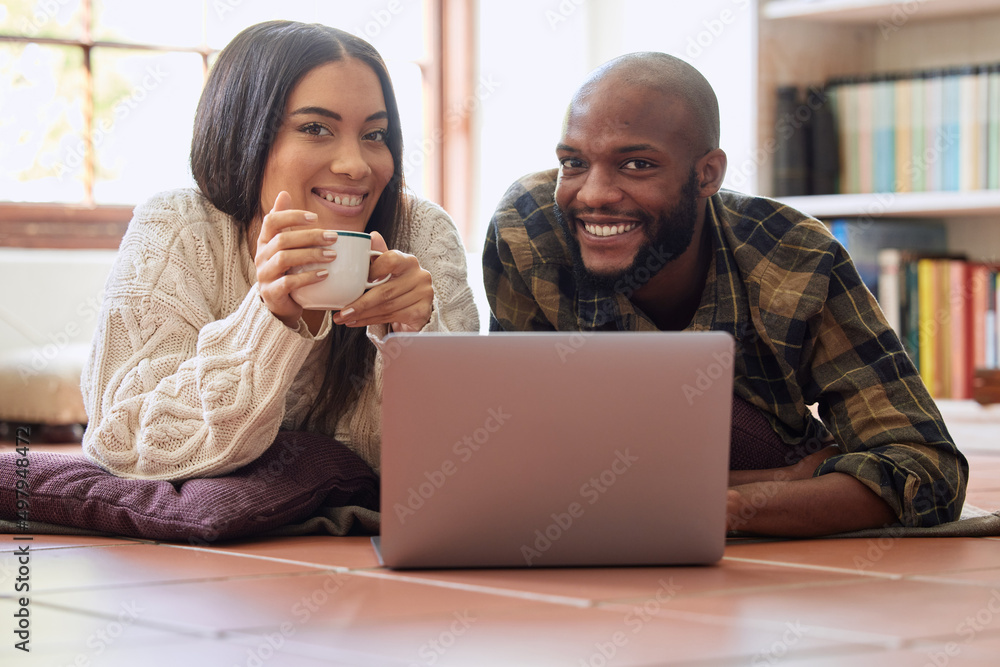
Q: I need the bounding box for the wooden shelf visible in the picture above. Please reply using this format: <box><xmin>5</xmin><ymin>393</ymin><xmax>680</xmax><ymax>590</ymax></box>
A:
<box><xmin>764</xmin><ymin>0</ymin><xmax>1000</xmax><ymax>23</ymax></box>
<box><xmin>771</xmin><ymin>190</ymin><xmax>1000</xmax><ymax>219</ymax></box>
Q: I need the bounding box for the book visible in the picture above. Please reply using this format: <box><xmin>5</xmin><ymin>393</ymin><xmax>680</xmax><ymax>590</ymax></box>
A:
<box><xmin>941</xmin><ymin>71</ymin><xmax>961</xmax><ymax>192</ymax></box>
<box><xmin>995</xmin><ymin>272</ymin><xmax>1000</xmax><ymax>367</ymax></box>
<box><xmin>990</xmin><ymin>271</ymin><xmax>999</xmax><ymax>369</ymax></box>
<box><xmin>970</xmin><ymin>264</ymin><xmax>991</xmax><ymax>376</ymax></box>
<box><xmin>990</xmin><ymin>65</ymin><xmax>1000</xmax><ymax>190</ymax></box>
<box><xmin>903</xmin><ymin>259</ymin><xmax>921</xmax><ymax>367</ymax></box>
<box><xmin>874</xmin><ymin>75</ymin><xmax>896</xmax><ymax>193</ymax></box>
<box><xmin>857</xmin><ymin>77</ymin><xmax>875</xmax><ymax>194</ymax></box>
<box><xmin>923</xmin><ymin>70</ymin><xmax>944</xmax><ymax>192</ymax></box>
<box><xmin>910</xmin><ymin>75</ymin><xmax>926</xmax><ymax>193</ymax></box>
<box><xmin>958</xmin><ymin>66</ymin><xmax>980</xmax><ymax>192</ymax></box>
<box><xmin>918</xmin><ymin>258</ymin><xmax>941</xmax><ymax>397</ymax></box>
<box><xmin>894</xmin><ymin>76</ymin><xmax>913</xmax><ymax>193</ymax></box>
<box><xmin>835</xmin><ymin>79</ymin><xmax>860</xmax><ymax>195</ymax></box>
<box><xmin>878</xmin><ymin>248</ymin><xmax>904</xmax><ymax>336</ymax></box>
<box><xmin>977</xmin><ymin>65</ymin><xmax>991</xmax><ymax>191</ymax></box>
<box><xmin>808</xmin><ymin>86</ymin><xmax>839</xmax><ymax>194</ymax></box>
<box><xmin>948</xmin><ymin>259</ymin><xmax>968</xmax><ymax>399</ymax></box>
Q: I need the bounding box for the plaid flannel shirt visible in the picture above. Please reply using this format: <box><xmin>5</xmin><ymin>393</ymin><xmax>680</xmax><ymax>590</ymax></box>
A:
<box><xmin>483</xmin><ymin>169</ymin><xmax>968</xmax><ymax>528</ymax></box>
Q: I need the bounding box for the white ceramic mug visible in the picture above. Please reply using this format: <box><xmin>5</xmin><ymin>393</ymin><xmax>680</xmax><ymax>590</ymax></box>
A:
<box><xmin>290</xmin><ymin>231</ymin><xmax>390</xmax><ymax>310</ymax></box>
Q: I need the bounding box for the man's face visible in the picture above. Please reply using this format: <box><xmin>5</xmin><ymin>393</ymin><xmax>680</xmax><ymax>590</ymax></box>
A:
<box><xmin>554</xmin><ymin>84</ymin><xmax>702</xmax><ymax>292</ymax></box>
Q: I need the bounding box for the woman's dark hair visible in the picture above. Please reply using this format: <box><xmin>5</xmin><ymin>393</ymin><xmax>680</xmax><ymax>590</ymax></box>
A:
<box><xmin>191</xmin><ymin>20</ymin><xmax>408</xmax><ymax>432</ymax></box>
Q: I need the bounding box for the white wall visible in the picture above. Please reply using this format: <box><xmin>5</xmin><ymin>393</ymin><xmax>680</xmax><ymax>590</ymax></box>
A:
<box><xmin>473</xmin><ymin>0</ymin><xmax>758</xmax><ymax>252</ymax></box>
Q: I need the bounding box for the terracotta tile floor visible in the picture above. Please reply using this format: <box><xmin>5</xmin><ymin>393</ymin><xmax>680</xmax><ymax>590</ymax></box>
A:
<box><xmin>2</xmin><ymin>405</ymin><xmax>999</xmax><ymax>665</ymax></box>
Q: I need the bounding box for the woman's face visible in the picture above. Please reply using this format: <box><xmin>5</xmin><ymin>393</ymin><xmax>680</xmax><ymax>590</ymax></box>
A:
<box><xmin>260</xmin><ymin>58</ymin><xmax>395</xmax><ymax>232</ymax></box>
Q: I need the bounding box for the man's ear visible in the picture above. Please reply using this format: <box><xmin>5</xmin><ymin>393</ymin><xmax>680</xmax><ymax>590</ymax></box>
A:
<box><xmin>696</xmin><ymin>148</ymin><xmax>728</xmax><ymax>198</ymax></box>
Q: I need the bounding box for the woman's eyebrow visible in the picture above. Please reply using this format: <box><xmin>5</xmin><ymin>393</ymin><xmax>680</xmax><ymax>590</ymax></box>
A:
<box><xmin>289</xmin><ymin>107</ymin><xmax>388</xmax><ymax>123</ymax></box>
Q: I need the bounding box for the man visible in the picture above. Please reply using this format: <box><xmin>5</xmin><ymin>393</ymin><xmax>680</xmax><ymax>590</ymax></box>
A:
<box><xmin>483</xmin><ymin>52</ymin><xmax>967</xmax><ymax>536</ymax></box>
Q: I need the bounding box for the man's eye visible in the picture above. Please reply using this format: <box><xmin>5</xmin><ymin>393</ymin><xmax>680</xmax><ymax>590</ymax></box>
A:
<box><xmin>559</xmin><ymin>157</ymin><xmax>584</xmax><ymax>169</ymax></box>
<box><xmin>622</xmin><ymin>159</ymin><xmax>653</xmax><ymax>170</ymax></box>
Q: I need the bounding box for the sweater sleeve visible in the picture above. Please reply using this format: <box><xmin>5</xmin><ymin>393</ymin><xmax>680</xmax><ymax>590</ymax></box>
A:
<box><xmin>80</xmin><ymin>193</ymin><xmax>321</xmax><ymax>481</ymax></box>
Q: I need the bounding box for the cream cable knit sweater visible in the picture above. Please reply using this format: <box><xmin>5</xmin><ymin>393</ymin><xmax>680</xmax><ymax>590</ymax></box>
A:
<box><xmin>81</xmin><ymin>189</ymin><xmax>479</xmax><ymax>481</ymax></box>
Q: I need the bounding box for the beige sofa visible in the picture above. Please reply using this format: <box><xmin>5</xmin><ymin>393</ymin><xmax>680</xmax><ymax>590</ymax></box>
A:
<box><xmin>0</xmin><ymin>248</ymin><xmax>118</xmax><ymax>440</ymax></box>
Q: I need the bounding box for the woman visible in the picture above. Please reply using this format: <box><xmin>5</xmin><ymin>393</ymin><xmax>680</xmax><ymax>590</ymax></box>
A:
<box><xmin>81</xmin><ymin>21</ymin><xmax>479</xmax><ymax>481</ymax></box>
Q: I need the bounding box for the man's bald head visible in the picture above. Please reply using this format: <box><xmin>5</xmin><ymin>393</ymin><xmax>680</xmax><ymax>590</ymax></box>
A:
<box><xmin>572</xmin><ymin>52</ymin><xmax>720</xmax><ymax>155</ymax></box>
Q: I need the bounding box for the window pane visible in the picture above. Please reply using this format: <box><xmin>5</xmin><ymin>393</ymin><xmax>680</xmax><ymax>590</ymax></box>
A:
<box><xmin>327</xmin><ymin>0</ymin><xmax>426</xmax><ymax>63</ymax></box>
<box><xmin>206</xmin><ymin>0</ymin><xmax>320</xmax><ymax>50</ymax></box>
<box><xmin>92</xmin><ymin>0</ymin><xmax>205</xmax><ymax>48</ymax></box>
<box><xmin>0</xmin><ymin>0</ymin><xmax>85</xmax><ymax>41</ymax></box>
<box><xmin>388</xmin><ymin>60</ymin><xmax>426</xmax><ymax>198</ymax></box>
<box><xmin>206</xmin><ymin>0</ymin><xmax>426</xmax><ymax>61</ymax></box>
<box><xmin>0</xmin><ymin>43</ymin><xmax>87</xmax><ymax>203</ymax></box>
<box><xmin>91</xmin><ymin>49</ymin><xmax>203</xmax><ymax>204</ymax></box>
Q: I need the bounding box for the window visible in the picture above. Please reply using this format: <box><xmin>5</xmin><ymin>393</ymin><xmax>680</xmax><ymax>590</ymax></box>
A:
<box><xmin>0</xmin><ymin>0</ymin><xmax>470</xmax><ymax>247</ymax></box>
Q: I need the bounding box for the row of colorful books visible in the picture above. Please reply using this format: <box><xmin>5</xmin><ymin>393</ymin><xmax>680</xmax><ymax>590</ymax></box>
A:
<box><xmin>877</xmin><ymin>250</ymin><xmax>1000</xmax><ymax>400</ymax></box>
<box><xmin>826</xmin><ymin>63</ymin><xmax>1000</xmax><ymax>195</ymax></box>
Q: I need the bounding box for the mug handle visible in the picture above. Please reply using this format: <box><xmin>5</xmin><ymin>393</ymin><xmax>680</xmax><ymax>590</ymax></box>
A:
<box><xmin>365</xmin><ymin>250</ymin><xmax>391</xmax><ymax>288</ymax></box>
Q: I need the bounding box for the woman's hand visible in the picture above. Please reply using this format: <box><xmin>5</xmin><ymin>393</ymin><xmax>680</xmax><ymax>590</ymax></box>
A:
<box><xmin>332</xmin><ymin>230</ymin><xmax>434</xmax><ymax>332</ymax></box>
<box><xmin>254</xmin><ymin>191</ymin><xmax>335</xmax><ymax>328</ymax></box>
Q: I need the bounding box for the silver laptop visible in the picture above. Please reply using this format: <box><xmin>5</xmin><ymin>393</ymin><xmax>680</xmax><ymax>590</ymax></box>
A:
<box><xmin>375</xmin><ymin>331</ymin><xmax>734</xmax><ymax>569</ymax></box>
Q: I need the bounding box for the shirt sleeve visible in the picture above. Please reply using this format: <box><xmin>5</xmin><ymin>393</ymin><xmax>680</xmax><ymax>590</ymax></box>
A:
<box><xmin>81</xmin><ymin>197</ymin><xmax>322</xmax><ymax>481</ymax></box>
<box><xmin>483</xmin><ymin>172</ymin><xmax>567</xmax><ymax>331</ymax></box>
<box><xmin>788</xmin><ymin>234</ymin><xmax>968</xmax><ymax>527</ymax></box>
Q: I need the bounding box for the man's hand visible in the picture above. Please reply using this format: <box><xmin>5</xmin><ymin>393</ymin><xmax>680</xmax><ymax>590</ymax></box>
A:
<box><xmin>725</xmin><ymin>443</ymin><xmax>897</xmax><ymax>536</ymax></box>
<box><xmin>726</xmin><ymin>472</ymin><xmax>898</xmax><ymax>536</ymax></box>
<box><xmin>728</xmin><ymin>444</ymin><xmax>841</xmax><ymax>487</ymax></box>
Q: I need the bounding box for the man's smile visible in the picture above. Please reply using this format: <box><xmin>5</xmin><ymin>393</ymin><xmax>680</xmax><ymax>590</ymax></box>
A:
<box><xmin>582</xmin><ymin>221</ymin><xmax>638</xmax><ymax>237</ymax></box>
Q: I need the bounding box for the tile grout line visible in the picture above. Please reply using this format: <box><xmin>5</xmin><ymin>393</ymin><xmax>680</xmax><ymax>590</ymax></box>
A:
<box><xmin>149</xmin><ymin>542</ymin><xmax>356</xmax><ymax>572</ymax></box>
<box><xmin>591</xmin><ymin>601</ymin><xmax>906</xmax><ymax>650</ymax></box>
<box><xmin>722</xmin><ymin>556</ymin><xmax>904</xmax><ymax>580</ymax></box>
<box><xmin>0</xmin><ymin>541</ymin><xmax>148</xmax><ymax>553</ymax></box>
<box><xmin>596</xmin><ymin>575</ymin><xmax>877</xmax><ymax>606</ymax></box>
<box><xmin>25</xmin><ymin>569</ymin><xmax>340</xmax><ymax>596</ymax></box>
<box><xmin>26</xmin><ymin>598</ymin><xmax>226</xmax><ymax>641</ymax></box>
<box><xmin>347</xmin><ymin>569</ymin><xmax>597</xmax><ymax>608</ymax></box>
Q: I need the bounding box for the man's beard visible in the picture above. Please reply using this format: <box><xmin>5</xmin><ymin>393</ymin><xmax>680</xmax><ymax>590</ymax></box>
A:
<box><xmin>555</xmin><ymin>168</ymin><xmax>701</xmax><ymax>295</ymax></box>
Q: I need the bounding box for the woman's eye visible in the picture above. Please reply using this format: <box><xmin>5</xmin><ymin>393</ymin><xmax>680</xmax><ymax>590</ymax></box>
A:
<box><xmin>622</xmin><ymin>159</ymin><xmax>653</xmax><ymax>170</ymax></box>
<box><xmin>364</xmin><ymin>129</ymin><xmax>388</xmax><ymax>142</ymax></box>
<box><xmin>301</xmin><ymin>123</ymin><xmax>331</xmax><ymax>136</ymax></box>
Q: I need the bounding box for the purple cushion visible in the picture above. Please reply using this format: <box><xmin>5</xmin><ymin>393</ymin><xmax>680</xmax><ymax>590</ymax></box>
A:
<box><xmin>0</xmin><ymin>431</ymin><xmax>378</xmax><ymax>542</ymax></box>
<box><xmin>730</xmin><ymin>395</ymin><xmax>802</xmax><ymax>471</ymax></box>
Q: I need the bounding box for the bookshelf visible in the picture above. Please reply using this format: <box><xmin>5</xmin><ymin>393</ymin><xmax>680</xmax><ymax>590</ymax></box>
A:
<box><xmin>764</xmin><ymin>0</ymin><xmax>1000</xmax><ymax>23</ymax></box>
<box><xmin>775</xmin><ymin>191</ymin><xmax>1000</xmax><ymax>219</ymax></box>
<box><xmin>758</xmin><ymin>0</ymin><xmax>1000</xmax><ymax>261</ymax></box>
<box><xmin>758</xmin><ymin>0</ymin><xmax>1000</xmax><ymax>402</ymax></box>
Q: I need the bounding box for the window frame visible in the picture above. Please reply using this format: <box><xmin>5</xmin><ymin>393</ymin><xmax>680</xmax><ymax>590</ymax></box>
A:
<box><xmin>0</xmin><ymin>0</ymin><xmax>475</xmax><ymax>248</ymax></box>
